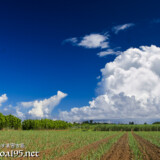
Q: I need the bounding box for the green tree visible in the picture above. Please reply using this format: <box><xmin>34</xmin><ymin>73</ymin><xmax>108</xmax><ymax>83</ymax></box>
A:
<box><xmin>0</xmin><ymin>113</ymin><xmax>5</xmax><ymax>129</ymax></box>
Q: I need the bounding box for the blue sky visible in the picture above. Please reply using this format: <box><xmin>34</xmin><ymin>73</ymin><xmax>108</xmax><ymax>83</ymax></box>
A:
<box><xmin>1</xmin><ymin>0</ymin><xmax>160</xmax><ymax>122</ymax></box>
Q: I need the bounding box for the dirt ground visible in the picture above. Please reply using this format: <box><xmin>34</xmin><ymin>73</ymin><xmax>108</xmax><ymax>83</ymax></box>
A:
<box><xmin>100</xmin><ymin>133</ymin><xmax>132</xmax><ymax>160</ymax></box>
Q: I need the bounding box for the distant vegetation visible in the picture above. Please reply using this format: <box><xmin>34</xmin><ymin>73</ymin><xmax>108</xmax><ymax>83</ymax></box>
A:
<box><xmin>76</xmin><ymin>124</ymin><xmax>160</xmax><ymax>131</ymax></box>
<box><xmin>22</xmin><ymin>119</ymin><xmax>72</xmax><ymax>130</ymax></box>
<box><xmin>72</xmin><ymin>121</ymin><xmax>160</xmax><ymax>131</ymax></box>
<box><xmin>0</xmin><ymin>113</ymin><xmax>21</xmax><ymax>129</ymax></box>
<box><xmin>1</xmin><ymin>112</ymin><xmax>160</xmax><ymax>131</ymax></box>
<box><xmin>0</xmin><ymin>113</ymin><xmax>72</xmax><ymax>130</ymax></box>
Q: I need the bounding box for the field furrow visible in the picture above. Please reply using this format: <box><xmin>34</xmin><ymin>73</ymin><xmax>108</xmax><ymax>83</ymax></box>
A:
<box><xmin>56</xmin><ymin>134</ymin><xmax>118</xmax><ymax>160</ymax></box>
<box><xmin>100</xmin><ymin>133</ymin><xmax>132</xmax><ymax>160</ymax></box>
<box><xmin>133</xmin><ymin>133</ymin><xmax>160</xmax><ymax>160</ymax></box>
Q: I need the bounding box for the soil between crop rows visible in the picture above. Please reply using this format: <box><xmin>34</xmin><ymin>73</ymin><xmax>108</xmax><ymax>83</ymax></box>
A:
<box><xmin>56</xmin><ymin>134</ymin><xmax>117</xmax><ymax>160</ymax></box>
<box><xmin>133</xmin><ymin>133</ymin><xmax>160</xmax><ymax>160</ymax></box>
<box><xmin>101</xmin><ymin>133</ymin><xmax>132</xmax><ymax>160</ymax></box>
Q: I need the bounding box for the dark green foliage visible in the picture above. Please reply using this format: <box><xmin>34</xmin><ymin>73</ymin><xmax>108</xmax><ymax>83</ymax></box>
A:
<box><xmin>0</xmin><ymin>113</ymin><xmax>5</xmax><ymax>129</ymax></box>
<box><xmin>0</xmin><ymin>113</ymin><xmax>21</xmax><ymax>130</ymax></box>
<box><xmin>22</xmin><ymin>119</ymin><xmax>72</xmax><ymax>130</ymax></box>
<box><xmin>129</xmin><ymin>121</ymin><xmax>134</xmax><ymax>125</ymax></box>
<box><xmin>89</xmin><ymin>120</ymin><xmax>93</xmax><ymax>124</ymax></box>
<box><xmin>5</xmin><ymin>114</ymin><xmax>21</xmax><ymax>129</ymax></box>
<box><xmin>82</xmin><ymin>121</ymin><xmax>89</xmax><ymax>124</ymax></box>
<box><xmin>0</xmin><ymin>112</ymin><xmax>72</xmax><ymax>130</ymax></box>
<box><xmin>153</xmin><ymin>121</ymin><xmax>160</xmax><ymax>124</ymax></box>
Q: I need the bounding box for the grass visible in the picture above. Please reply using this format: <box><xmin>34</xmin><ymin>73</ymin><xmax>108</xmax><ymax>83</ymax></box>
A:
<box><xmin>0</xmin><ymin>130</ymin><xmax>159</xmax><ymax>159</ymax></box>
<box><xmin>0</xmin><ymin>130</ymin><xmax>117</xmax><ymax>159</ymax></box>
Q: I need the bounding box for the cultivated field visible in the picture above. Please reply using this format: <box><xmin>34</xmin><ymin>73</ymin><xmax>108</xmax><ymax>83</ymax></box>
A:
<box><xmin>0</xmin><ymin>130</ymin><xmax>160</xmax><ymax>159</ymax></box>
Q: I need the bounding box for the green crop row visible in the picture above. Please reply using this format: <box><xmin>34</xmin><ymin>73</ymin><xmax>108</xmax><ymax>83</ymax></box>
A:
<box><xmin>136</xmin><ymin>132</ymin><xmax>160</xmax><ymax>147</ymax></box>
<box><xmin>128</xmin><ymin>132</ymin><xmax>143</xmax><ymax>160</ymax></box>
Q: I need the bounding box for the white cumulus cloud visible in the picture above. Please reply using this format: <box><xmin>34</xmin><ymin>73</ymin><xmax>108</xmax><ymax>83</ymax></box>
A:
<box><xmin>60</xmin><ymin>45</ymin><xmax>160</xmax><ymax>122</ymax></box>
<box><xmin>0</xmin><ymin>94</ymin><xmax>8</xmax><ymax>106</ymax></box>
<box><xmin>112</xmin><ymin>23</ymin><xmax>135</xmax><ymax>34</ymax></box>
<box><xmin>21</xmin><ymin>91</ymin><xmax>67</xmax><ymax>118</ymax></box>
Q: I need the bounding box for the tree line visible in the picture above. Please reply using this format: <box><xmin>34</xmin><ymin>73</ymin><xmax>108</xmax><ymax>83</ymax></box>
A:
<box><xmin>0</xmin><ymin>113</ymin><xmax>72</xmax><ymax>130</ymax></box>
<box><xmin>1</xmin><ymin>112</ymin><xmax>160</xmax><ymax>131</ymax></box>
<box><xmin>72</xmin><ymin>123</ymin><xmax>160</xmax><ymax>131</ymax></box>
<box><xmin>0</xmin><ymin>113</ymin><xmax>21</xmax><ymax>129</ymax></box>
<box><xmin>22</xmin><ymin>119</ymin><xmax>72</xmax><ymax>130</ymax></box>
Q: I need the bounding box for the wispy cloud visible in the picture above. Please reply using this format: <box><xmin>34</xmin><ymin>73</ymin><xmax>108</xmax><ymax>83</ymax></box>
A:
<box><xmin>64</xmin><ymin>33</ymin><xmax>109</xmax><ymax>49</ymax></box>
<box><xmin>97</xmin><ymin>49</ymin><xmax>121</xmax><ymax>57</ymax></box>
<box><xmin>63</xmin><ymin>37</ymin><xmax>78</xmax><ymax>44</ymax></box>
<box><xmin>112</xmin><ymin>23</ymin><xmax>135</xmax><ymax>34</ymax></box>
<box><xmin>64</xmin><ymin>27</ymin><xmax>137</xmax><ymax>58</ymax></box>
<box><xmin>63</xmin><ymin>23</ymin><xmax>136</xmax><ymax>58</ymax></box>
<box><xmin>78</xmin><ymin>34</ymin><xmax>109</xmax><ymax>49</ymax></box>
<box><xmin>64</xmin><ymin>33</ymin><xmax>123</xmax><ymax>57</ymax></box>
